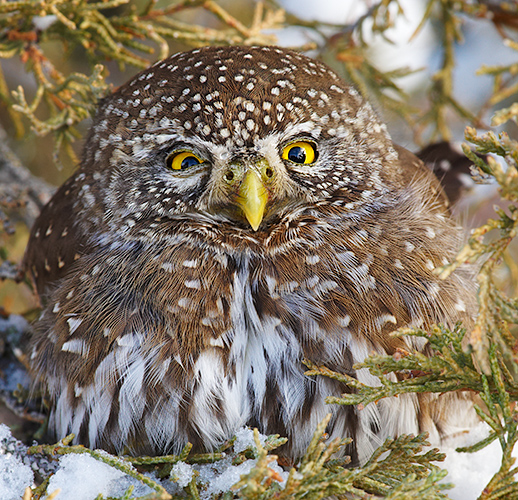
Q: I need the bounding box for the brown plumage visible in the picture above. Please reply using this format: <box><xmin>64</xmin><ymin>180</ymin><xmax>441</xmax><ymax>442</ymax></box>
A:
<box><xmin>24</xmin><ymin>45</ymin><xmax>477</xmax><ymax>463</ymax></box>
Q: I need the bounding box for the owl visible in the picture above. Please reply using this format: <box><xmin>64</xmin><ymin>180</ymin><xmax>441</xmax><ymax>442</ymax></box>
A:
<box><xmin>24</xmin><ymin>45</ymin><xmax>477</xmax><ymax>464</ymax></box>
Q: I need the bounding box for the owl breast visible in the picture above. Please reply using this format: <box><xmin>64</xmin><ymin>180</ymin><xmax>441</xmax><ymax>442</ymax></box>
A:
<box><xmin>29</xmin><ymin>168</ymin><xmax>472</xmax><ymax>463</ymax></box>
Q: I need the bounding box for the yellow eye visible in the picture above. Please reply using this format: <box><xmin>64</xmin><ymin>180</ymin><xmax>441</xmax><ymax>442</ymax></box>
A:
<box><xmin>166</xmin><ymin>151</ymin><xmax>203</xmax><ymax>170</ymax></box>
<box><xmin>282</xmin><ymin>141</ymin><xmax>317</xmax><ymax>164</ymax></box>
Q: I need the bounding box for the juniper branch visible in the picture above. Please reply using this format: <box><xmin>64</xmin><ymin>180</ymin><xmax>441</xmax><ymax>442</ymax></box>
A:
<box><xmin>28</xmin><ymin>435</ymin><xmax>172</xmax><ymax>499</ymax></box>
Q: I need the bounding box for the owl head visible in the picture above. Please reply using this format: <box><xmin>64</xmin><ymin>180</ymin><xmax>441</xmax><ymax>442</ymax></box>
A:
<box><xmin>82</xmin><ymin>45</ymin><xmax>403</xmax><ymax>234</ymax></box>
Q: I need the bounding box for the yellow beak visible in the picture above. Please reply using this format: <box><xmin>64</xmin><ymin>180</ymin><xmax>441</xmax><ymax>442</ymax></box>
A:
<box><xmin>237</xmin><ymin>170</ymin><xmax>268</xmax><ymax>231</ymax></box>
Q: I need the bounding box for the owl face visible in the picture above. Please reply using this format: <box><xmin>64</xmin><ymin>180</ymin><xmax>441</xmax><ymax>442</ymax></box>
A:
<box><xmin>85</xmin><ymin>46</ymin><xmax>400</xmax><ymax>236</ymax></box>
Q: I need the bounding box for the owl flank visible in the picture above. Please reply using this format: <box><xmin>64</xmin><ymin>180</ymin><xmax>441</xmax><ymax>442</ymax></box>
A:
<box><xmin>24</xmin><ymin>46</ymin><xmax>478</xmax><ymax>465</ymax></box>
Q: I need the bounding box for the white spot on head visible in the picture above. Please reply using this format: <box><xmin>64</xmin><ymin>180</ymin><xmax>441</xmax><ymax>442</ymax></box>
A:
<box><xmin>405</xmin><ymin>242</ymin><xmax>415</xmax><ymax>252</ymax></box>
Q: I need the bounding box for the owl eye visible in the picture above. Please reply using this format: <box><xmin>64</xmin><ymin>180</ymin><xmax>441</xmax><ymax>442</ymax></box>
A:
<box><xmin>282</xmin><ymin>141</ymin><xmax>317</xmax><ymax>164</ymax></box>
<box><xmin>166</xmin><ymin>151</ymin><xmax>203</xmax><ymax>170</ymax></box>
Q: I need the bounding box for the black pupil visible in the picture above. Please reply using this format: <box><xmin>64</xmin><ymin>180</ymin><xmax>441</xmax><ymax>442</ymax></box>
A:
<box><xmin>181</xmin><ymin>156</ymin><xmax>200</xmax><ymax>169</ymax></box>
<box><xmin>288</xmin><ymin>146</ymin><xmax>306</xmax><ymax>163</ymax></box>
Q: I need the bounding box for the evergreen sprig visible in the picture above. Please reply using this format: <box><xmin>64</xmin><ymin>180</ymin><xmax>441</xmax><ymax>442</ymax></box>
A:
<box><xmin>433</xmin><ymin>128</ymin><xmax>518</xmax><ymax>372</ymax></box>
<box><xmin>235</xmin><ymin>417</ymin><xmax>450</xmax><ymax>500</ymax></box>
<box><xmin>26</xmin><ymin>416</ymin><xmax>451</xmax><ymax>500</ymax></box>
<box><xmin>307</xmin><ymin>325</ymin><xmax>518</xmax><ymax>497</ymax></box>
<box><xmin>0</xmin><ymin>0</ymin><xmax>285</xmax><ymax>164</ymax></box>
<box><xmin>306</xmin><ymin>323</ymin><xmax>518</xmax><ymax>411</ymax></box>
<box><xmin>478</xmin><ymin>37</ymin><xmax>518</xmax><ymax>127</ymax></box>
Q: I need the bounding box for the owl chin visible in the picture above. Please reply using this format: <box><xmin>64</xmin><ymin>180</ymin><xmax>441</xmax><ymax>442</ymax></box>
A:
<box><xmin>24</xmin><ymin>45</ymin><xmax>479</xmax><ymax>463</ymax></box>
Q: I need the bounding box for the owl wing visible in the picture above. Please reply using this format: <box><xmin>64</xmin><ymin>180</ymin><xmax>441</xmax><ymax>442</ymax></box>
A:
<box><xmin>417</xmin><ymin>141</ymin><xmax>476</xmax><ymax>205</ymax></box>
<box><xmin>22</xmin><ymin>173</ymin><xmax>93</xmax><ymax>299</ymax></box>
<box><xmin>394</xmin><ymin>144</ymin><xmax>451</xmax><ymax>211</ymax></box>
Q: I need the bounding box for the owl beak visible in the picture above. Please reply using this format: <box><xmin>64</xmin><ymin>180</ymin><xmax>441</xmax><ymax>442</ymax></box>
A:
<box><xmin>237</xmin><ymin>170</ymin><xmax>268</xmax><ymax>231</ymax></box>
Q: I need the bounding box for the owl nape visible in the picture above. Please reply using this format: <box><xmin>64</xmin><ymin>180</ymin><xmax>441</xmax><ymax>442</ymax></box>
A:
<box><xmin>24</xmin><ymin>45</ymin><xmax>478</xmax><ymax>464</ymax></box>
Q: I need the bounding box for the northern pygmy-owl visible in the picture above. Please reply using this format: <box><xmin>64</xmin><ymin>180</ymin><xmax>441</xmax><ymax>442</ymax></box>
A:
<box><xmin>24</xmin><ymin>46</ymin><xmax>477</xmax><ymax>464</ymax></box>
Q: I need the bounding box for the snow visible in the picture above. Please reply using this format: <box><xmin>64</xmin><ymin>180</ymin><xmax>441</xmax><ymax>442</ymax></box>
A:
<box><xmin>46</xmin><ymin>453</ymin><xmax>163</xmax><ymax>499</ymax></box>
<box><xmin>0</xmin><ymin>425</ymin><xmax>11</xmax><ymax>443</ymax></box>
<box><xmin>0</xmin><ymin>422</ymin><xmax>513</xmax><ymax>499</ymax></box>
<box><xmin>0</xmin><ymin>425</ymin><xmax>33</xmax><ymax>500</ymax></box>
<box><xmin>0</xmin><ymin>314</ymin><xmax>29</xmax><ymax>338</ymax></box>
<box><xmin>189</xmin><ymin>427</ymin><xmax>288</xmax><ymax>499</ymax></box>
<box><xmin>194</xmin><ymin>450</ymin><xmax>287</xmax><ymax>499</ymax></box>
<box><xmin>233</xmin><ymin>426</ymin><xmax>266</xmax><ymax>454</ymax></box>
<box><xmin>441</xmin><ymin>423</ymin><xmax>505</xmax><ymax>500</ymax></box>
<box><xmin>32</xmin><ymin>15</ymin><xmax>58</xmax><ymax>31</ymax></box>
<box><xmin>197</xmin><ymin>457</ymin><xmax>257</xmax><ymax>498</ymax></box>
<box><xmin>46</xmin><ymin>453</ymin><xmax>165</xmax><ymax>499</ymax></box>
<box><xmin>0</xmin><ymin>454</ymin><xmax>33</xmax><ymax>500</ymax></box>
<box><xmin>170</xmin><ymin>461</ymin><xmax>194</xmax><ymax>488</ymax></box>
<box><xmin>47</xmin><ymin>454</ymin><xmax>127</xmax><ymax>500</ymax></box>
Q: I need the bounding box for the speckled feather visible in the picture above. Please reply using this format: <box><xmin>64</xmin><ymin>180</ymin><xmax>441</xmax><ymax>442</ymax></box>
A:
<box><xmin>24</xmin><ymin>46</ymin><xmax>477</xmax><ymax>463</ymax></box>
